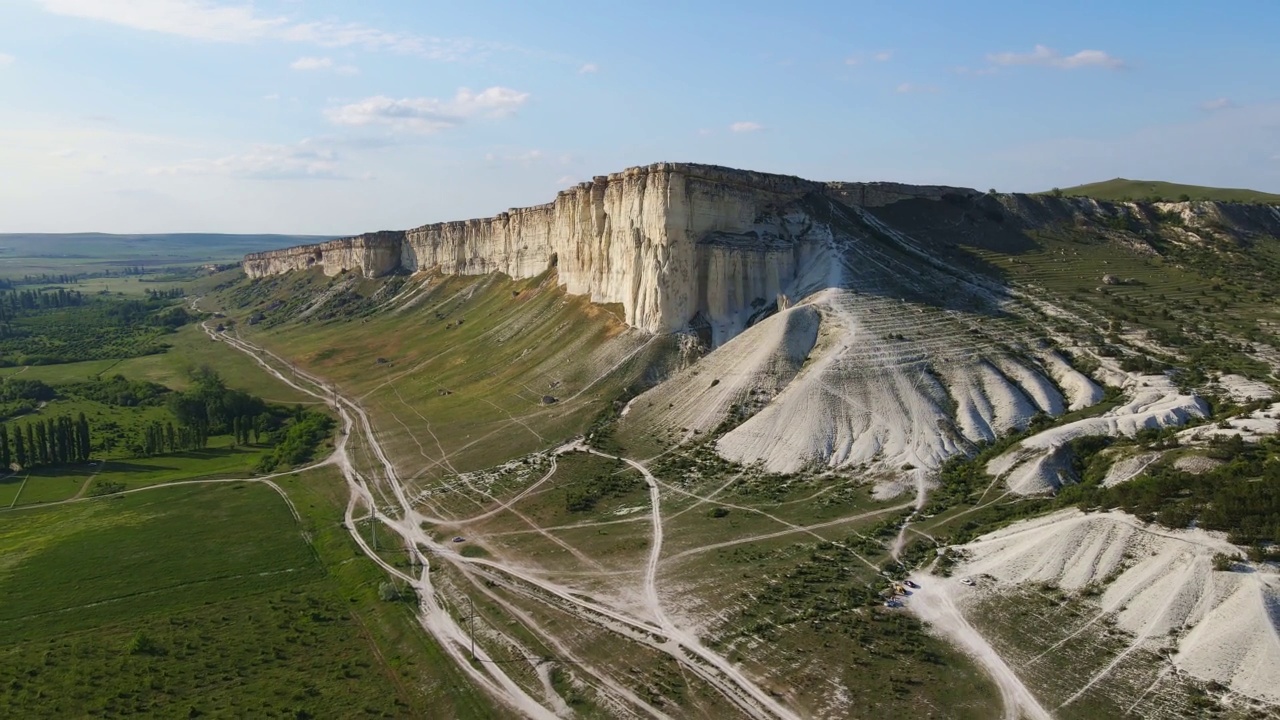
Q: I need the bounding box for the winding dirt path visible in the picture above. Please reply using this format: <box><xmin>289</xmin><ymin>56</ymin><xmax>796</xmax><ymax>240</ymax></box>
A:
<box><xmin>906</xmin><ymin>574</ymin><xmax>1051</xmax><ymax>720</ymax></box>
<box><xmin>205</xmin><ymin>319</ymin><xmax>799</xmax><ymax>719</ymax></box>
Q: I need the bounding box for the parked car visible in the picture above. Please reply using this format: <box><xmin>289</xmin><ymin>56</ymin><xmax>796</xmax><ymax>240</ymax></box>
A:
<box><xmin>452</xmin><ymin>536</ymin><xmax>465</xmax><ymax>543</ymax></box>
<box><xmin>903</xmin><ymin>579</ymin><xmax>920</xmax><ymax>589</ymax></box>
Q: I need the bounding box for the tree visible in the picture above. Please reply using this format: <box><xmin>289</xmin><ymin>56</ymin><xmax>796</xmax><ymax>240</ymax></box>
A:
<box><xmin>13</xmin><ymin>425</ymin><xmax>26</xmax><ymax>468</ymax></box>
<box><xmin>1050</xmin><ymin>187</ymin><xmax>1064</xmax><ymax>198</ymax></box>
<box><xmin>77</xmin><ymin>413</ymin><xmax>91</xmax><ymax>461</ymax></box>
<box><xmin>32</xmin><ymin>423</ymin><xmax>46</xmax><ymax>465</ymax></box>
<box><xmin>0</xmin><ymin>422</ymin><xmax>9</xmax><ymax>469</ymax></box>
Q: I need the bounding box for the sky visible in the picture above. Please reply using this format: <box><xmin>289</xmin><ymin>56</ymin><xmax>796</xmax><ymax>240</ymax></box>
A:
<box><xmin>1</xmin><ymin>0</ymin><xmax>1278</xmax><ymax>234</ymax></box>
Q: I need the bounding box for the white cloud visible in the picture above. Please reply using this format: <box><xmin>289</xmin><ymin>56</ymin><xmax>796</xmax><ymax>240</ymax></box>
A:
<box><xmin>325</xmin><ymin>87</ymin><xmax>530</xmax><ymax>134</ymax></box>
<box><xmin>987</xmin><ymin>44</ymin><xmax>1124</xmax><ymax>70</ymax></box>
<box><xmin>729</xmin><ymin>121</ymin><xmax>763</xmax><ymax>133</ymax></box>
<box><xmin>556</xmin><ymin>175</ymin><xmax>577</xmax><ymax>186</ymax></box>
<box><xmin>895</xmin><ymin>83</ymin><xmax>938</xmax><ymax>94</ymax></box>
<box><xmin>873</xmin><ymin>51</ymin><xmax>892</xmax><ymax>62</ymax></box>
<box><xmin>0</xmin><ymin>53</ymin><xmax>14</xmax><ymax>67</ymax></box>
<box><xmin>148</xmin><ymin>138</ymin><xmax>347</xmax><ymax>179</ymax></box>
<box><xmin>697</xmin><ymin>128</ymin><xmax>715</xmax><ymax>137</ymax></box>
<box><xmin>577</xmin><ymin>62</ymin><xmax>598</xmax><ymax>74</ymax></box>
<box><xmin>1200</xmin><ymin>97</ymin><xmax>1234</xmax><ymax>112</ymax></box>
<box><xmin>290</xmin><ymin>56</ymin><xmax>358</xmax><ymax>75</ymax></box>
<box><xmin>263</xmin><ymin>93</ymin><xmax>280</xmax><ymax>101</ymax></box>
<box><xmin>37</xmin><ymin>0</ymin><xmax>485</xmax><ymax>60</ymax></box>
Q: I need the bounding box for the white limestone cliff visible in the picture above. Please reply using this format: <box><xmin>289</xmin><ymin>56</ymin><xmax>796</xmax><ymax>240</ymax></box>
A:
<box><xmin>244</xmin><ymin>164</ymin><xmax>903</xmax><ymax>337</ymax></box>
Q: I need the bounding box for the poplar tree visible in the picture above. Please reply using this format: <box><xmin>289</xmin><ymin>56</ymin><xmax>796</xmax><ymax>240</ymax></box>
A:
<box><xmin>14</xmin><ymin>425</ymin><xmax>27</xmax><ymax>468</ymax></box>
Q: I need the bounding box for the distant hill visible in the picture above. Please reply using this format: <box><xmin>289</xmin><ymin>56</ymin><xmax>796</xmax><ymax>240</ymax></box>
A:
<box><xmin>1045</xmin><ymin>178</ymin><xmax>1280</xmax><ymax>204</ymax></box>
<box><xmin>0</xmin><ymin>233</ymin><xmax>334</xmax><ymax>276</ymax></box>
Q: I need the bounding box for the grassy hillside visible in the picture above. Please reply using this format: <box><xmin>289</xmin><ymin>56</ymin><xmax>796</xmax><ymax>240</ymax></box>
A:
<box><xmin>1046</xmin><ymin>178</ymin><xmax>1280</xmax><ymax>204</ymax></box>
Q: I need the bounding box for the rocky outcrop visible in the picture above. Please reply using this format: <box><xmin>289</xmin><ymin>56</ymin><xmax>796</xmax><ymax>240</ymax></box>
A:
<box><xmin>397</xmin><ymin>164</ymin><xmax>825</xmax><ymax>334</ymax></box>
<box><xmin>244</xmin><ymin>231</ymin><xmax>403</xmax><ymax>279</ymax></box>
<box><xmin>243</xmin><ymin>162</ymin><xmax>1280</xmax><ymax>338</ymax></box>
<box><xmin>246</xmin><ymin>163</ymin><xmax>831</xmax><ymax>335</ymax></box>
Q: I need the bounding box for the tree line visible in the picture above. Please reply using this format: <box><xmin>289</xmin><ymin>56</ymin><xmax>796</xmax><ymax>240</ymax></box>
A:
<box><xmin>0</xmin><ymin>413</ymin><xmax>91</xmax><ymax>470</ymax></box>
<box><xmin>0</xmin><ymin>288</ymin><xmax>84</xmax><ymax>317</ymax></box>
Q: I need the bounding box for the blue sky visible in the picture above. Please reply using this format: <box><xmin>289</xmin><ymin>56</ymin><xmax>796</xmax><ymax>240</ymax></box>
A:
<box><xmin>1</xmin><ymin>0</ymin><xmax>1277</xmax><ymax>233</ymax></box>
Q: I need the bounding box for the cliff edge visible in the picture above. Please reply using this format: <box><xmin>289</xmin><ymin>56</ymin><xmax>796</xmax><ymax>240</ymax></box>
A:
<box><xmin>243</xmin><ymin>163</ymin><xmax>971</xmax><ymax>336</ymax></box>
<box><xmin>242</xmin><ymin>162</ymin><xmax>1280</xmax><ymax>338</ymax></box>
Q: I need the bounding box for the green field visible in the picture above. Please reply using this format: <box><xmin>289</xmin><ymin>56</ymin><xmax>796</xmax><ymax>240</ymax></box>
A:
<box><xmin>0</xmin><ymin>472</ymin><xmax>495</xmax><ymax>718</ymax></box>
<box><xmin>7</xmin><ymin>442</ymin><xmax>276</xmax><ymax>507</ymax></box>
<box><xmin>1048</xmin><ymin>178</ymin><xmax>1280</xmax><ymax>204</ymax></box>
<box><xmin>0</xmin><ymin>324</ymin><xmax>317</xmax><ymax>405</ymax></box>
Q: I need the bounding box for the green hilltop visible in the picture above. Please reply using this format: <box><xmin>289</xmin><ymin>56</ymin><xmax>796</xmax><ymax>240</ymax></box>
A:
<box><xmin>1045</xmin><ymin>178</ymin><xmax>1280</xmax><ymax>204</ymax></box>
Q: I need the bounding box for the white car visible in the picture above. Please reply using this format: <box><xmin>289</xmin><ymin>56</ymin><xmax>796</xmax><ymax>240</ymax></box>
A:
<box><xmin>960</xmin><ymin>577</ymin><xmax>976</xmax><ymax>586</ymax></box>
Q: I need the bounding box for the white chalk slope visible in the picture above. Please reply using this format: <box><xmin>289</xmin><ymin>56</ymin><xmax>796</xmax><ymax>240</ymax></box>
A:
<box><xmin>626</xmin><ymin>285</ymin><xmax>1105</xmax><ymax>487</ymax></box>
<box><xmin>952</xmin><ymin>509</ymin><xmax>1280</xmax><ymax>704</ymax></box>
<box><xmin>988</xmin><ymin>373</ymin><xmax>1207</xmax><ymax>494</ymax></box>
<box><xmin>624</xmin><ymin>200</ymin><xmax>1111</xmax><ymax>488</ymax></box>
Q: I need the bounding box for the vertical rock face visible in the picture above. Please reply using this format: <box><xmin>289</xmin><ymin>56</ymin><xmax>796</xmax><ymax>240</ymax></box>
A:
<box><xmin>244</xmin><ymin>231</ymin><xmax>403</xmax><ymax>279</ymax></box>
<box><xmin>246</xmin><ymin>163</ymin><xmax>828</xmax><ymax>335</ymax></box>
<box><xmin>243</xmin><ymin>161</ymin><xmax>1280</xmax><ymax>339</ymax></box>
<box><xmin>400</xmin><ymin>163</ymin><xmax>824</xmax><ymax>333</ymax></box>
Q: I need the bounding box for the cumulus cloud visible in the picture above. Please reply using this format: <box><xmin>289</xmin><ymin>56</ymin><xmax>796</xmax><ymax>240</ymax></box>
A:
<box><xmin>1200</xmin><ymin>97</ymin><xmax>1234</xmax><ymax>112</ymax></box>
<box><xmin>987</xmin><ymin>44</ymin><xmax>1125</xmax><ymax>70</ymax></box>
<box><xmin>729</xmin><ymin>121</ymin><xmax>763</xmax><ymax>133</ymax></box>
<box><xmin>148</xmin><ymin>138</ymin><xmax>348</xmax><ymax>180</ymax></box>
<box><xmin>325</xmin><ymin>87</ymin><xmax>530</xmax><ymax>134</ymax></box>
<box><xmin>37</xmin><ymin>0</ymin><xmax>485</xmax><ymax>60</ymax></box>
<box><xmin>0</xmin><ymin>53</ymin><xmax>14</xmax><ymax>67</ymax></box>
<box><xmin>577</xmin><ymin>62</ymin><xmax>598</xmax><ymax>74</ymax></box>
<box><xmin>895</xmin><ymin>83</ymin><xmax>938</xmax><ymax>94</ymax></box>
